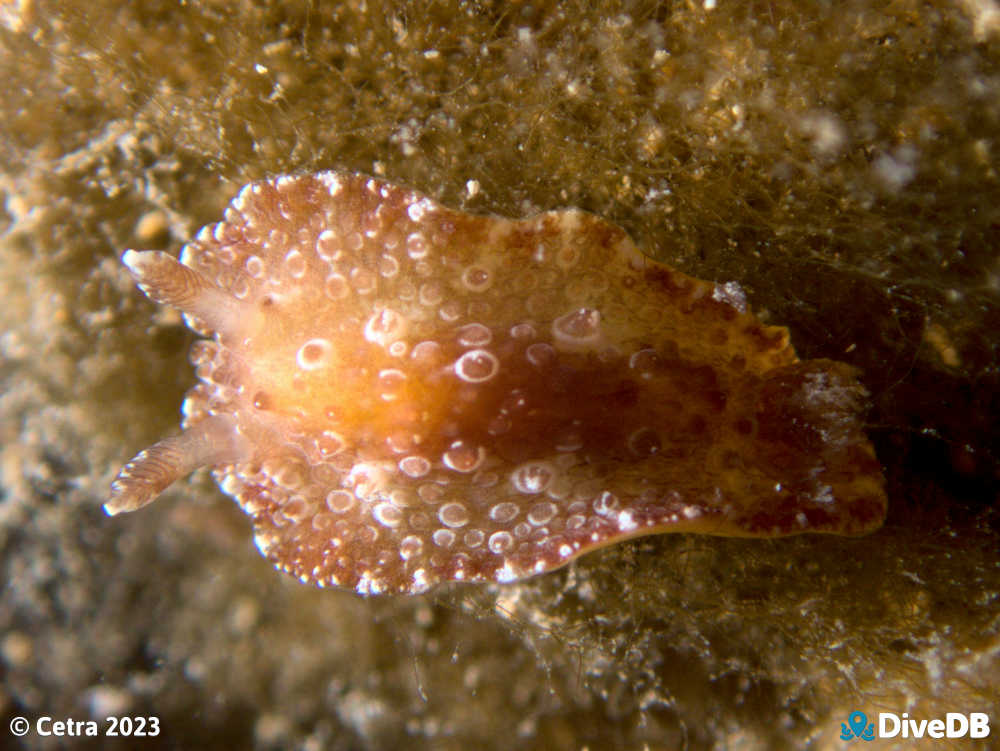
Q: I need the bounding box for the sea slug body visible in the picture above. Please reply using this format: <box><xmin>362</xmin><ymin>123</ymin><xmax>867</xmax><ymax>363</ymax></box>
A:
<box><xmin>107</xmin><ymin>171</ymin><xmax>887</xmax><ymax>595</ymax></box>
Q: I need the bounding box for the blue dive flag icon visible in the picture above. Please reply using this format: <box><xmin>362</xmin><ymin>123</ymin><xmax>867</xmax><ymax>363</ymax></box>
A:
<box><xmin>840</xmin><ymin>711</ymin><xmax>875</xmax><ymax>741</ymax></box>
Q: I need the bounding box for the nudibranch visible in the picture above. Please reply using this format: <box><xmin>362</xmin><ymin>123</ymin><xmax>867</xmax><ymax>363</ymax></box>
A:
<box><xmin>107</xmin><ymin>172</ymin><xmax>886</xmax><ymax>595</ymax></box>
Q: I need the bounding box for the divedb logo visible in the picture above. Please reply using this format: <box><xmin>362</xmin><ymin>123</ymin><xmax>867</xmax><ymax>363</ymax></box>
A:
<box><xmin>840</xmin><ymin>710</ymin><xmax>991</xmax><ymax>742</ymax></box>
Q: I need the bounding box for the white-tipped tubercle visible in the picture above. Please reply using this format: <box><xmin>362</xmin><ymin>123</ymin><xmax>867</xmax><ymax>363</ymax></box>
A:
<box><xmin>122</xmin><ymin>250</ymin><xmax>251</xmax><ymax>339</ymax></box>
<box><xmin>105</xmin><ymin>415</ymin><xmax>252</xmax><ymax>515</ymax></box>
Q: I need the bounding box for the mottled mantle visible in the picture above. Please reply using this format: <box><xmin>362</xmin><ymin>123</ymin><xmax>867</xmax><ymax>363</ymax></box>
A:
<box><xmin>108</xmin><ymin>172</ymin><xmax>885</xmax><ymax>594</ymax></box>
